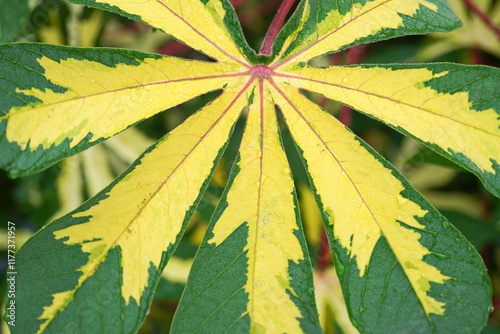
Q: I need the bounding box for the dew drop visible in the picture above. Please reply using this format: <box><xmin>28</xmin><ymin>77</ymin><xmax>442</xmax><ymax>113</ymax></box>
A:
<box><xmin>343</xmin><ymin>77</ymin><xmax>349</xmax><ymax>83</ymax></box>
<box><xmin>397</xmin><ymin>195</ymin><xmax>408</xmax><ymax>204</ymax></box>
<box><xmin>441</xmin><ymin>220</ymin><xmax>450</xmax><ymax>229</ymax></box>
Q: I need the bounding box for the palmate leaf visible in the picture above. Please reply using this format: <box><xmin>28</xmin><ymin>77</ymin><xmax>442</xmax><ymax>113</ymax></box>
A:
<box><xmin>3</xmin><ymin>0</ymin><xmax>497</xmax><ymax>333</ymax></box>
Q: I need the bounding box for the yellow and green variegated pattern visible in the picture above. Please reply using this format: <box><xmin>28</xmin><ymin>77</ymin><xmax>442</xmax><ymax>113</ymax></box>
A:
<box><xmin>13</xmin><ymin>83</ymin><xmax>251</xmax><ymax>334</ymax></box>
<box><xmin>172</xmin><ymin>81</ymin><xmax>321</xmax><ymax>333</ymax></box>
<box><xmin>3</xmin><ymin>0</ymin><xmax>496</xmax><ymax>333</ymax></box>
<box><xmin>270</xmin><ymin>84</ymin><xmax>490</xmax><ymax>332</ymax></box>
<box><xmin>0</xmin><ymin>44</ymin><xmax>246</xmax><ymax>177</ymax></box>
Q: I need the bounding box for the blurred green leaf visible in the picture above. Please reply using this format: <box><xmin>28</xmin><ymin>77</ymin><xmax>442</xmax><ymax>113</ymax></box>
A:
<box><xmin>0</xmin><ymin>0</ymin><xmax>29</xmax><ymax>43</ymax></box>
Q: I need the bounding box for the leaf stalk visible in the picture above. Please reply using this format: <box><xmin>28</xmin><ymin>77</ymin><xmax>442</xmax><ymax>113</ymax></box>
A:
<box><xmin>259</xmin><ymin>0</ymin><xmax>296</xmax><ymax>55</ymax></box>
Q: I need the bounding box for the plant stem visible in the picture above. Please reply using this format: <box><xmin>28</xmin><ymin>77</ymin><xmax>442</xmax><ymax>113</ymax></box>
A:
<box><xmin>259</xmin><ymin>0</ymin><xmax>296</xmax><ymax>55</ymax></box>
<box><xmin>462</xmin><ymin>0</ymin><xmax>500</xmax><ymax>41</ymax></box>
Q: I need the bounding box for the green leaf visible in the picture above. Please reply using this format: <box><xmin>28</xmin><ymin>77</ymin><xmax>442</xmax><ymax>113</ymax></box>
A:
<box><xmin>0</xmin><ymin>0</ymin><xmax>29</xmax><ymax>43</ymax></box>
<box><xmin>11</xmin><ymin>88</ymin><xmax>250</xmax><ymax>334</ymax></box>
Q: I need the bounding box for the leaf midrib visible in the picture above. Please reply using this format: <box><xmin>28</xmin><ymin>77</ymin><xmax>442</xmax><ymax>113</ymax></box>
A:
<box><xmin>250</xmin><ymin>77</ymin><xmax>266</xmax><ymax>324</ymax></box>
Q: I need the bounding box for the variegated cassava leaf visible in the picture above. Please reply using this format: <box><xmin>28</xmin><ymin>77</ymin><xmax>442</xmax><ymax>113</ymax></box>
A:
<box><xmin>3</xmin><ymin>0</ymin><xmax>496</xmax><ymax>333</ymax></box>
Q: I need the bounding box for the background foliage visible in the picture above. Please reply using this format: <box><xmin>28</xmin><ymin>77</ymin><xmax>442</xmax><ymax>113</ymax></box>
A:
<box><xmin>1</xmin><ymin>0</ymin><xmax>499</xmax><ymax>333</ymax></box>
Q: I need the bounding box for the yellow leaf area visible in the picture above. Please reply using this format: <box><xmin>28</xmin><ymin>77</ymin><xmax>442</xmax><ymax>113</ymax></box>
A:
<box><xmin>5</xmin><ymin>55</ymin><xmax>244</xmax><ymax>151</ymax></box>
<box><xmin>93</xmin><ymin>0</ymin><xmax>248</xmax><ymax>65</ymax></box>
<box><xmin>278</xmin><ymin>65</ymin><xmax>500</xmax><ymax>175</ymax></box>
<box><xmin>208</xmin><ymin>81</ymin><xmax>305</xmax><ymax>332</ymax></box>
<box><xmin>161</xmin><ymin>257</ymin><xmax>194</xmax><ymax>284</ymax></box>
<box><xmin>314</xmin><ymin>268</ymin><xmax>358</xmax><ymax>334</ymax></box>
<box><xmin>272</xmin><ymin>84</ymin><xmax>450</xmax><ymax>316</ymax></box>
<box><xmin>35</xmin><ymin>84</ymin><xmax>251</xmax><ymax>334</ymax></box>
<box><xmin>272</xmin><ymin>0</ymin><xmax>438</xmax><ymax>66</ymax></box>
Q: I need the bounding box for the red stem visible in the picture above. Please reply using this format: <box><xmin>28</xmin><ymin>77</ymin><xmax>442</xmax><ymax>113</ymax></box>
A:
<box><xmin>259</xmin><ymin>0</ymin><xmax>296</xmax><ymax>55</ymax></box>
<box><xmin>462</xmin><ymin>0</ymin><xmax>500</xmax><ymax>41</ymax></box>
